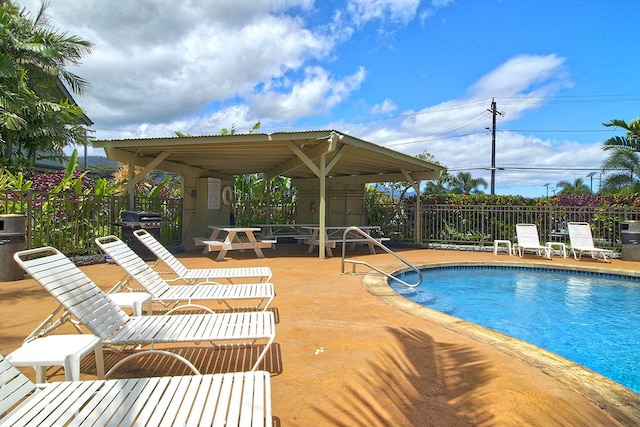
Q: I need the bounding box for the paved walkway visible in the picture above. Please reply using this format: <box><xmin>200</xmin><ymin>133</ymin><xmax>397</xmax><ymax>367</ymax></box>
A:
<box><xmin>2</xmin><ymin>244</ymin><xmax>639</xmax><ymax>426</ymax></box>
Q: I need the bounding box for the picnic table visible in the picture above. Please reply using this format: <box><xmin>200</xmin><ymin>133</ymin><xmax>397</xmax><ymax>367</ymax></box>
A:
<box><xmin>254</xmin><ymin>223</ymin><xmax>317</xmax><ymax>242</ymax></box>
<box><xmin>194</xmin><ymin>226</ymin><xmax>276</xmax><ymax>261</ymax></box>
<box><xmin>300</xmin><ymin>226</ymin><xmax>389</xmax><ymax>257</ymax></box>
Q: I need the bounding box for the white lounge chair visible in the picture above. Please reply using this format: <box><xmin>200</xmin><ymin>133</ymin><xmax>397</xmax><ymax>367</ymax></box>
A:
<box><xmin>0</xmin><ymin>353</ymin><xmax>272</xmax><ymax>426</ymax></box>
<box><xmin>568</xmin><ymin>222</ymin><xmax>613</xmax><ymax>262</ymax></box>
<box><xmin>13</xmin><ymin>247</ymin><xmax>276</xmax><ymax>371</ymax></box>
<box><xmin>515</xmin><ymin>224</ymin><xmax>551</xmax><ymax>259</ymax></box>
<box><xmin>95</xmin><ymin>235</ymin><xmax>275</xmax><ymax>312</ymax></box>
<box><xmin>133</xmin><ymin>229</ymin><xmax>272</xmax><ymax>284</ymax></box>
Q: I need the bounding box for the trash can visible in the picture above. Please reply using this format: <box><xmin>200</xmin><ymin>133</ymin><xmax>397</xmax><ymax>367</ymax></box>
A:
<box><xmin>621</xmin><ymin>220</ymin><xmax>640</xmax><ymax>261</ymax></box>
<box><xmin>0</xmin><ymin>214</ymin><xmax>26</xmax><ymax>281</ymax></box>
<box><xmin>112</xmin><ymin>211</ymin><xmax>163</xmax><ymax>261</ymax></box>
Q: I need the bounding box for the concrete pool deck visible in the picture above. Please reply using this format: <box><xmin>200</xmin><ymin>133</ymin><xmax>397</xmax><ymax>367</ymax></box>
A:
<box><xmin>1</xmin><ymin>243</ymin><xmax>639</xmax><ymax>425</ymax></box>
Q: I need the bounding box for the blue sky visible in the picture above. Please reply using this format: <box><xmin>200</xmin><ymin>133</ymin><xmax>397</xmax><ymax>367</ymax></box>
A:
<box><xmin>19</xmin><ymin>0</ymin><xmax>640</xmax><ymax>197</ymax></box>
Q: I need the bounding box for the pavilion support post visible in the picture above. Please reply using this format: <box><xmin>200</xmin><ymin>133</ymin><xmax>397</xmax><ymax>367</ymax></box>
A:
<box><xmin>319</xmin><ymin>153</ymin><xmax>327</xmax><ymax>260</ymax></box>
<box><xmin>266</xmin><ymin>178</ymin><xmax>272</xmax><ymax>224</ymax></box>
<box><xmin>127</xmin><ymin>163</ymin><xmax>135</xmax><ymax>210</ymax></box>
<box><xmin>400</xmin><ymin>170</ymin><xmax>422</xmax><ymax>245</ymax></box>
<box><xmin>414</xmin><ymin>180</ymin><xmax>421</xmax><ymax>244</ymax></box>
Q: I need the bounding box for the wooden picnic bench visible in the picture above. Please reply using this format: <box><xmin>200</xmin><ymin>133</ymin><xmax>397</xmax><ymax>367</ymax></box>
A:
<box><xmin>254</xmin><ymin>223</ymin><xmax>316</xmax><ymax>243</ymax></box>
<box><xmin>300</xmin><ymin>226</ymin><xmax>389</xmax><ymax>257</ymax></box>
<box><xmin>194</xmin><ymin>226</ymin><xmax>276</xmax><ymax>261</ymax></box>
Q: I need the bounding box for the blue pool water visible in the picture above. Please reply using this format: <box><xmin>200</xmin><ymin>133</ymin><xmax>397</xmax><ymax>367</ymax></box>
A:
<box><xmin>391</xmin><ymin>266</ymin><xmax>640</xmax><ymax>394</ymax></box>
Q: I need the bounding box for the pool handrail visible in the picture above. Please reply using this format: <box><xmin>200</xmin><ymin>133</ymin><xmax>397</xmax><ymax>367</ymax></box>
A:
<box><xmin>340</xmin><ymin>226</ymin><xmax>422</xmax><ymax>288</ymax></box>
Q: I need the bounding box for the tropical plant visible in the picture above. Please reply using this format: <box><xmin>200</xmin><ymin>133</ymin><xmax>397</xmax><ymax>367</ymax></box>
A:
<box><xmin>424</xmin><ymin>171</ymin><xmax>465</xmax><ymax>195</ymax></box>
<box><xmin>0</xmin><ymin>149</ymin><xmax>182</xmax><ymax>252</ymax></box>
<box><xmin>0</xmin><ymin>1</ymin><xmax>93</xmax><ymax>171</ymax></box>
<box><xmin>600</xmin><ymin>148</ymin><xmax>640</xmax><ymax>195</ymax></box>
<box><xmin>555</xmin><ymin>178</ymin><xmax>592</xmax><ymax>195</ymax></box>
<box><xmin>111</xmin><ymin>164</ymin><xmax>177</xmax><ymax>198</ymax></box>
<box><xmin>365</xmin><ymin>183</ymin><xmax>396</xmax><ymax>225</ymax></box>
<box><xmin>600</xmin><ymin>117</ymin><xmax>640</xmax><ymax>195</ymax></box>
<box><xmin>0</xmin><ymin>168</ymin><xmax>32</xmax><ymax>214</ymax></box>
<box><xmin>0</xmin><ymin>169</ymin><xmax>32</xmax><ymax>192</ymax></box>
<box><xmin>603</xmin><ymin>118</ymin><xmax>640</xmax><ymax>151</ymax></box>
<box><xmin>449</xmin><ymin>172</ymin><xmax>488</xmax><ymax>194</ymax></box>
<box><xmin>216</xmin><ymin>121</ymin><xmax>297</xmax><ymax>225</ymax></box>
<box><xmin>221</xmin><ymin>121</ymin><xmax>261</xmax><ymax>136</ymax></box>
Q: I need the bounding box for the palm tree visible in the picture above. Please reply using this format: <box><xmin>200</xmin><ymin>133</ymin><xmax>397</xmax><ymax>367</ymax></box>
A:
<box><xmin>423</xmin><ymin>179</ymin><xmax>449</xmax><ymax>195</ymax></box>
<box><xmin>602</xmin><ymin>118</ymin><xmax>640</xmax><ymax>151</ymax></box>
<box><xmin>0</xmin><ymin>1</ymin><xmax>92</xmax><ymax>170</ymax></box>
<box><xmin>450</xmin><ymin>172</ymin><xmax>488</xmax><ymax>194</ymax></box>
<box><xmin>600</xmin><ymin>148</ymin><xmax>640</xmax><ymax>195</ymax></box>
<box><xmin>423</xmin><ymin>168</ymin><xmax>458</xmax><ymax>195</ymax></box>
<box><xmin>555</xmin><ymin>178</ymin><xmax>591</xmax><ymax>195</ymax></box>
<box><xmin>600</xmin><ymin>117</ymin><xmax>640</xmax><ymax>194</ymax></box>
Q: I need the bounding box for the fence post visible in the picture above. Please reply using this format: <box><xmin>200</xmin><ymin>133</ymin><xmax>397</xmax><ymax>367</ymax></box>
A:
<box><xmin>26</xmin><ymin>190</ymin><xmax>33</xmax><ymax>250</ymax></box>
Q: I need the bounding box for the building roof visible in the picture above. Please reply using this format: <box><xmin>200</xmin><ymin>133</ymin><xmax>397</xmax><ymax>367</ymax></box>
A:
<box><xmin>93</xmin><ymin>130</ymin><xmax>444</xmax><ymax>184</ymax></box>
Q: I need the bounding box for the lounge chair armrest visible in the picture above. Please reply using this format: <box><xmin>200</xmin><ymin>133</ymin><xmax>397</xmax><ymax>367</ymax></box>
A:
<box><xmin>163</xmin><ymin>303</ymin><xmax>216</xmax><ymax>315</ymax></box>
<box><xmin>192</xmin><ymin>280</ymin><xmax>228</xmax><ymax>286</ymax></box>
<box><xmin>105</xmin><ymin>349</ymin><xmax>201</xmax><ymax>379</ymax></box>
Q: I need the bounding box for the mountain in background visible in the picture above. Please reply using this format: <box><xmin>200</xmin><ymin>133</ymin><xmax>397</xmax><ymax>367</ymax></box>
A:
<box><xmin>84</xmin><ymin>155</ymin><xmax>118</xmax><ymax>166</ymax></box>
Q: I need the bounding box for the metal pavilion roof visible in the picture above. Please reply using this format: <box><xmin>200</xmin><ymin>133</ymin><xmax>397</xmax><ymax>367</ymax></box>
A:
<box><xmin>93</xmin><ymin>130</ymin><xmax>444</xmax><ymax>184</ymax></box>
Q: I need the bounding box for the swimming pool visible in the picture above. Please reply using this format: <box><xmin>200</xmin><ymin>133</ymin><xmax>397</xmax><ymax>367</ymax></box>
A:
<box><xmin>391</xmin><ymin>266</ymin><xmax>640</xmax><ymax>394</ymax></box>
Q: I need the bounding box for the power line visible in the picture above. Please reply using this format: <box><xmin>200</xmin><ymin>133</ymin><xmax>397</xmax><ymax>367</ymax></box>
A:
<box><xmin>497</xmin><ymin>94</ymin><xmax>640</xmax><ymax>105</ymax></box>
<box><xmin>447</xmin><ymin>166</ymin><xmax>616</xmax><ymax>172</ymax></box>
<box><xmin>311</xmin><ymin>94</ymin><xmax>640</xmax><ymax>129</ymax></box>
<box><xmin>95</xmin><ymin>93</ymin><xmax>640</xmax><ymax>137</ymax></box>
<box><xmin>501</xmin><ymin>129</ymin><xmax>620</xmax><ymax>133</ymax></box>
<box><xmin>384</xmin><ymin>130</ymin><xmax>488</xmax><ymax>147</ymax></box>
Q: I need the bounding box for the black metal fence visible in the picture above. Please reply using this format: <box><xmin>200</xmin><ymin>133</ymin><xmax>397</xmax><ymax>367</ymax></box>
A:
<box><xmin>3</xmin><ymin>188</ymin><xmax>638</xmax><ymax>255</ymax></box>
<box><xmin>0</xmin><ymin>190</ymin><xmax>182</xmax><ymax>256</ymax></box>
<box><xmin>373</xmin><ymin>202</ymin><xmax>640</xmax><ymax>250</ymax></box>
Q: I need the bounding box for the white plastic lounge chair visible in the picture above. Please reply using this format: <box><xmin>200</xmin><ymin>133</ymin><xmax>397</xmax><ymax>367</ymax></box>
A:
<box><xmin>515</xmin><ymin>223</ymin><xmax>551</xmax><ymax>259</ymax></box>
<box><xmin>0</xmin><ymin>353</ymin><xmax>272</xmax><ymax>426</ymax></box>
<box><xmin>133</xmin><ymin>229</ymin><xmax>272</xmax><ymax>284</ymax></box>
<box><xmin>568</xmin><ymin>222</ymin><xmax>613</xmax><ymax>262</ymax></box>
<box><xmin>13</xmin><ymin>247</ymin><xmax>276</xmax><ymax>371</ymax></box>
<box><xmin>95</xmin><ymin>235</ymin><xmax>275</xmax><ymax>312</ymax></box>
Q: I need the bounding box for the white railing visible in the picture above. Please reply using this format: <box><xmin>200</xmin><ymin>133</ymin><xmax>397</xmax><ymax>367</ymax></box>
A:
<box><xmin>340</xmin><ymin>226</ymin><xmax>422</xmax><ymax>288</ymax></box>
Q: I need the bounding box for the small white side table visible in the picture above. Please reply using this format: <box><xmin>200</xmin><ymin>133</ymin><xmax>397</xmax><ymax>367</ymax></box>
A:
<box><xmin>108</xmin><ymin>292</ymin><xmax>153</xmax><ymax>316</ymax></box>
<box><xmin>7</xmin><ymin>335</ymin><xmax>104</xmax><ymax>383</ymax></box>
<box><xmin>493</xmin><ymin>239</ymin><xmax>513</xmax><ymax>255</ymax></box>
<box><xmin>546</xmin><ymin>242</ymin><xmax>567</xmax><ymax>258</ymax></box>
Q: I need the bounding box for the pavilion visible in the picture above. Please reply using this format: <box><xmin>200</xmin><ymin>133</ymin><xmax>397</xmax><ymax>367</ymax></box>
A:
<box><xmin>94</xmin><ymin>130</ymin><xmax>445</xmax><ymax>259</ymax></box>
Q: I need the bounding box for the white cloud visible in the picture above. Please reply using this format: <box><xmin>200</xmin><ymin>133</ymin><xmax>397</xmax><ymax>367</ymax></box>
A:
<box><xmin>371</xmin><ymin>99</ymin><xmax>398</xmax><ymax>115</ymax></box>
<box><xmin>469</xmin><ymin>54</ymin><xmax>572</xmax><ymax>118</ymax></box>
<box><xmin>347</xmin><ymin>0</ymin><xmax>421</xmax><ymax>26</ymax></box>
<box><xmin>370</xmin><ymin>130</ymin><xmax>604</xmax><ymax>189</ymax></box>
<box><xmin>20</xmin><ymin>0</ymin><xmax>335</xmax><ymax>129</ymax></box>
<box><xmin>250</xmin><ymin>66</ymin><xmax>366</xmax><ymax>120</ymax></box>
<box><xmin>17</xmin><ymin>1</ymin><xmax>606</xmax><ymax>196</ymax></box>
<box><xmin>191</xmin><ymin>105</ymin><xmax>261</xmax><ymax>136</ymax></box>
<box><xmin>387</xmin><ymin>54</ymin><xmax>571</xmax><ymax>139</ymax></box>
<box><xmin>420</xmin><ymin>0</ymin><xmax>455</xmax><ymax>23</ymax></box>
<box><xmin>343</xmin><ymin>54</ymin><xmax>606</xmax><ymax>192</ymax></box>
<box><xmin>431</xmin><ymin>0</ymin><xmax>455</xmax><ymax>7</ymax></box>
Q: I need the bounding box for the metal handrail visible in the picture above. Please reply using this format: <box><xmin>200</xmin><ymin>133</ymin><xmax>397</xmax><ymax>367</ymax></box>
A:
<box><xmin>340</xmin><ymin>226</ymin><xmax>422</xmax><ymax>288</ymax></box>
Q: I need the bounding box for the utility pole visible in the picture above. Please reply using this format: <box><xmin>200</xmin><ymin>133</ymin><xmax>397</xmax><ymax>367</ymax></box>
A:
<box><xmin>488</xmin><ymin>99</ymin><xmax>503</xmax><ymax>195</ymax></box>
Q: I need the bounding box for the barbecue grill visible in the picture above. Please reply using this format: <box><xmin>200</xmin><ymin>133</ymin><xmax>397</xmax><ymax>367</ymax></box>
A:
<box><xmin>112</xmin><ymin>211</ymin><xmax>168</xmax><ymax>260</ymax></box>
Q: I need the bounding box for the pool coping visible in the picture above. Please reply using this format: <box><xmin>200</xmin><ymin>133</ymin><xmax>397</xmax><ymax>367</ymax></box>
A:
<box><xmin>362</xmin><ymin>260</ymin><xmax>640</xmax><ymax>425</ymax></box>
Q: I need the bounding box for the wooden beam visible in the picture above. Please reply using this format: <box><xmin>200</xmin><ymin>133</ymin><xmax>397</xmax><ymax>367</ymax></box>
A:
<box><xmin>293</xmin><ymin>170</ymin><xmax>442</xmax><ymax>186</ymax></box>
<box><xmin>325</xmin><ymin>144</ymin><xmax>347</xmax><ymax>175</ymax></box>
<box><xmin>266</xmin><ymin>140</ymin><xmax>337</xmax><ymax>178</ymax></box>
<box><xmin>128</xmin><ymin>151</ymin><xmax>171</xmax><ymax>187</ymax></box>
<box><xmin>284</xmin><ymin>141</ymin><xmax>320</xmax><ymax>176</ymax></box>
<box><xmin>103</xmin><ymin>147</ymin><xmax>233</xmax><ymax>180</ymax></box>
